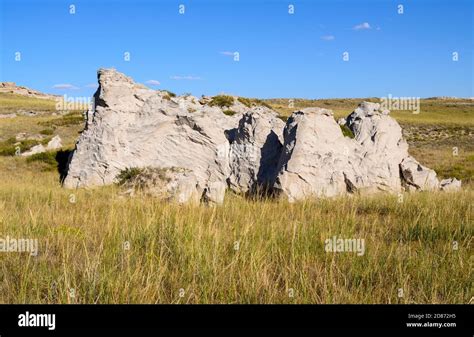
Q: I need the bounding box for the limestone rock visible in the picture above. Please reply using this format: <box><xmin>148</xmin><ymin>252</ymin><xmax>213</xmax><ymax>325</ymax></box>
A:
<box><xmin>274</xmin><ymin>108</ymin><xmax>360</xmax><ymax>201</ymax></box>
<box><xmin>46</xmin><ymin>135</ymin><xmax>62</xmax><ymax>150</ymax></box>
<box><xmin>228</xmin><ymin>107</ymin><xmax>285</xmax><ymax>194</ymax></box>
<box><xmin>345</xmin><ymin>102</ymin><xmax>411</xmax><ymax>193</ymax></box>
<box><xmin>400</xmin><ymin>156</ymin><xmax>439</xmax><ymax>191</ymax></box>
<box><xmin>21</xmin><ymin>144</ymin><xmax>46</xmax><ymax>157</ymax></box>
<box><xmin>439</xmin><ymin>178</ymin><xmax>462</xmax><ymax>191</ymax></box>
<box><xmin>63</xmin><ymin>68</ymin><xmax>242</xmax><ymax>203</ymax></box>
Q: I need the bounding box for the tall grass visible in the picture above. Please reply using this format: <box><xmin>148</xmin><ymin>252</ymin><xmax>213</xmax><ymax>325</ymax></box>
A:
<box><xmin>0</xmin><ymin>169</ymin><xmax>471</xmax><ymax>304</ymax></box>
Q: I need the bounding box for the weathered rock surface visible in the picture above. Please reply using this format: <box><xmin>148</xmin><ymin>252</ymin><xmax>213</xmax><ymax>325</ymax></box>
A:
<box><xmin>228</xmin><ymin>108</ymin><xmax>285</xmax><ymax>194</ymax></box>
<box><xmin>439</xmin><ymin>178</ymin><xmax>462</xmax><ymax>191</ymax></box>
<box><xmin>274</xmin><ymin>108</ymin><xmax>361</xmax><ymax>201</ymax></box>
<box><xmin>63</xmin><ymin>69</ymin><xmax>461</xmax><ymax>203</ymax></box>
<box><xmin>274</xmin><ymin>102</ymin><xmax>459</xmax><ymax>201</ymax></box>
<box><xmin>63</xmin><ymin>69</ymin><xmax>243</xmax><ymax>203</ymax></box>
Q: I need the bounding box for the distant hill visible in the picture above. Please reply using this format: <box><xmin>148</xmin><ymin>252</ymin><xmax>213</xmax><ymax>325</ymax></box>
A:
<box><xmin>0</xmin><ymin>82</ymin><xmax>58</xmax><ymax>100</ymax></box>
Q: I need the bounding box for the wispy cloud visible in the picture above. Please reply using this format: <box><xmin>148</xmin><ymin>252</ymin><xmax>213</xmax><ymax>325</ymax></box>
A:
<box><xmin>353</xmin><ymin>22</ymin><xmax>371</xmax><ymax>30</ymax></box>
<box><xmin>85</xmin><ymin>83</ymin><xmax>98</xmax><ymax>88</ymax></box>
<box><xmin>170</xmin><ymin>75</ymin><xmax>201</xmax><ymax>80</ymax></box>
<box><xmin>219</xmin><ymin>51</ymin><xmax>235</xmax><ymax>56</ymax></box>
<box><xmin>145</xmin><ymin>79</ymin><xmax>161</xmax><ymax>86</ymax></box>
<box><xmin>321</xmin><ymin>35</ymin><xmax>335</xmax><ymax>41</ymax></box>
<box><xmin>52</xmin><ymin>84</ymin><xmax>79</xmax><ymax>90</ymax></box>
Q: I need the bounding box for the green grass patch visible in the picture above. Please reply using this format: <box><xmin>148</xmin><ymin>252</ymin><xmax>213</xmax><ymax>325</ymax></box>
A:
<box><xmin>223</xmin><ymin>109</ymin><xmax>236</xmax><ymax>116</ymax></box>
<box><xmin>209</xmin><ymin>95</ymin><xmax>234</xmax><ymax>108</ymax></box>
<box><xmin>340</xmin><ymin>124</ymin><xmax>355</xmax><ymax>138</ymax></box>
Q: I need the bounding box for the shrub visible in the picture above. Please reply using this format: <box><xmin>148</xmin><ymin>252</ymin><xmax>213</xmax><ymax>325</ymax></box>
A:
<box><xmin>163</xmin><ymin>90</ymin><xmax>176</xmax><ymax>98</ymax></box>
<box><xmin>40</xmin><ymin>129</ymin><xmax>54</xmax><ymax>135</ymax></box>
<box><xmin>209</xmin><ymin>95</ymin><xmax>234</xmax><ymax>108</ymax></box>
<box><xmin>237</xmin><ymin>97</ymin><xmax>252</xmax><ymax>108</ymax></box>
<box><xmin>116</xmin><ymin>167</ymin><xmax>145</xmax><ymax>186</ymax></box>
<box><xmin>223</xmin><ymin>109</ymin><xmax>236</xmax><ymax>116</ymax></box>
<box><xmin>252</xmin><ymin>99</ymin><xmax>272</xmax><ymax>109</ymax></box>
<box><xmin>340</xmin><ymin>124</ymin><xmax>355</xmax><ymax>138</ymax></box>
<box><xmin>26</xmin><ymin>151</ymin><xmax>57</xmax><ymax>170</ymax></box>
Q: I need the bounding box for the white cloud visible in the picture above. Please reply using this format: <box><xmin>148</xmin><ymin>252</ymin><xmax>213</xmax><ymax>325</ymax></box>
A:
<box><xmin>321</xmin><ymin>35</ymin><xmax>335</xmax><ymax>41</ymax></box>
<box><xmin>84</xmin><ymin>83</ymin><xmax>98</xmax><ymax>88</ymax></box>
<box><xmin>170</xmin><ymin>75</ymin><xmax>201</xmax><ymax>80</ymax></box>
<box><xmin>353</xmin><ymin>22</ymin><xmax>371</xmax><ymax>30</ymax></box>
<box><xmin>52</xmin><ymin>84</ymin><xmax>79</xmax><ymax>90</ymax></box>
<box><xmin>219</xmin><ymin>51</ymin><xmax>235</xmax><ymax>56</ymax></box>
<box><xmin>145</xmin><ymin>80</ymin><xmax>161</xmax><ymax>86</ymax></box>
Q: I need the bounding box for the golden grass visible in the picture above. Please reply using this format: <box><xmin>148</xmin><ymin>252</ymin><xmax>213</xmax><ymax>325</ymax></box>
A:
<box><xmin>0</xmin><ymin>93</ymin><xmax>57</xmax><ymax>113</ymax></box>
<box><xmin>0</xmin><ymin>164</ymin><xmax>471</xmax><ymax>304</ymax></box>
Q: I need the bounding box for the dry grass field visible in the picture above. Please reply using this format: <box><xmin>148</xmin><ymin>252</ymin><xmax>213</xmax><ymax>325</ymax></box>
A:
<box><xmin>0</xmin><ymin>93</ymin><xmax>472</xmax><ymax>304</ymax></box>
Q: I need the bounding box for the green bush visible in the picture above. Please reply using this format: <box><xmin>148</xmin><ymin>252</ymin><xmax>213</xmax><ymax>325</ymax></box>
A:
<box><xmin>223</xmin><ymin>109</ymin><xmax>236</xmax><ymax>116</ymax></box>
<box><xmin>26</xmin><ymin>151</ymin><xmax>57</xmax><ymax>170</ymax></box>
<box><xmin>209</xmin><ymin>95</ymin><xmax>234</xmax><ymax>108</ymax></box>
<box><xmin>40</xmin><ymin>129</ymin><xmax>54</xmax><ymax>135</ymax></box>
<box><xmin>340</xmin><ymin>124</ymin><xmax>355</xmax><ymax>138</ymax></box>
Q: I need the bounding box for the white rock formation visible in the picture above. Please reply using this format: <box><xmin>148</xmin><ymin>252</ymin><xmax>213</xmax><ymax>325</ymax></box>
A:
<box><xmin>274</xmin><ymin>102</ymin><xmax>457</xmax><ymax>201</ymax></box>
<box><xmin>63</xmin><ymin>69</ymin><xmax>243</xmax><ymax>203</ymax></box>
<box><xmin>274</xmin><ymin>108</ymin><xmax>362</xmax><ymax>201</ymax></box>
<box><xmin>345</xmin><ymin>102</ymin><xmax>439</xmax><ymax>193</ymax></box>
<box><xmin>62</xmin><ymin>69</ymin><xmax>460</xmax><ymax>203</ymax></box>
<box><xmin>228</xmin><ymin>108</ymin><xmax>285</xmax><ymax>194</ymax></box>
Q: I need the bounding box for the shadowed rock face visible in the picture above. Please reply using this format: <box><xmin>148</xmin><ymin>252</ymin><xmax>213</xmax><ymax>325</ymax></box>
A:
<box><xmin>227</xmin><ymin>108</ymin><xmax>285</xmax><ymax>194</ymax></box>
<box><xmin>63</xmin><ymin>69</ymin><xmax>460</xmax><ymax>203</ymax></box>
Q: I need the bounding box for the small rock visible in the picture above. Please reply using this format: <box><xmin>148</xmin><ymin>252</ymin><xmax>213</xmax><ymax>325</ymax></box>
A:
<box><xmin>21</xmin><ymin>144</ymin><xmax>46</xmax><ymax>157</ymax></box>
<box><xmin>46</xmin><ymin>135</ymin><xmax>62</xmax><ymax>150</ymax></box>
<box><xmin>439</xmin><ymin>178</ymin><xmax>462</xmax><ymax>191</ymax></box>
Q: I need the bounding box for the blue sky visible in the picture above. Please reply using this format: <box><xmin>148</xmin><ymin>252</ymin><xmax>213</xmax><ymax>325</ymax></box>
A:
<box><xmin>0</xmin><ymin>0</ymin><xmax>472</xmax><ymax>98</ymax></box>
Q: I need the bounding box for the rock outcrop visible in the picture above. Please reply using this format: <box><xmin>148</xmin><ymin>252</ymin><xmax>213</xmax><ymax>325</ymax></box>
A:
<box><xmin>273</xmin><ymin>102</ymin><xmax>448</xmax><ymax>201</ymax></box>
<box><xmin>274</xmin><ymin>108</ymin><xmax>360</xmax><ymax>201</ymax></box>
<box><xmin>228</xmin><ymin>108</ymin><xmax>285</xmax><ymax>194</ymax></box>
<box><xmin>63</xmin><ymin>69</ymin><xmax>461</xmax><ymax>203</ymax></box>
<box><xmin>63</xmin><ymin>69</ymin><xmax>240</xmax><ymax>203</ymax></box>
